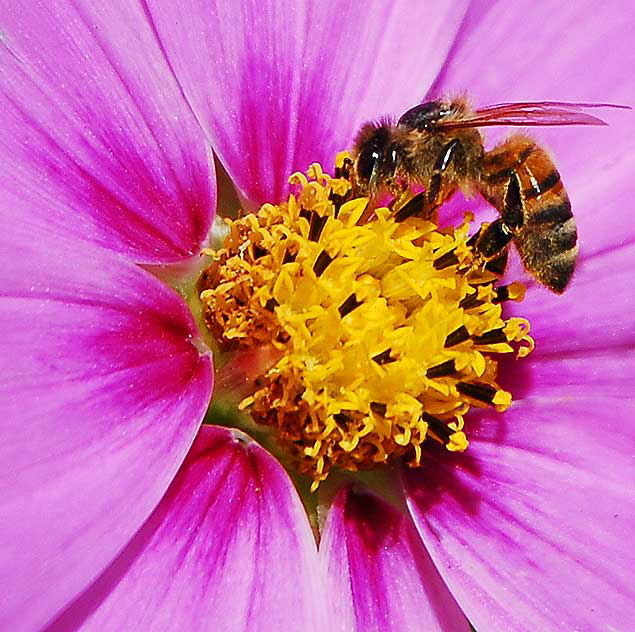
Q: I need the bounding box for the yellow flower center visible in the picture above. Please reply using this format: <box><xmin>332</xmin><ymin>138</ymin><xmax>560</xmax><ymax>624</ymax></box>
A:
<box><xmin>200</xmin><ymin>154</ymin><xmax>533</xmax><ymax>491</ymax></box>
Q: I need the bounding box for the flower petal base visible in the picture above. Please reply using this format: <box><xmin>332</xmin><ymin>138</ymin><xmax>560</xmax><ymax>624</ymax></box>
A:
<box><xmin>200</xmin><ymin>157</ymin><xmax>533</xmax><ymax>489</ymax></box>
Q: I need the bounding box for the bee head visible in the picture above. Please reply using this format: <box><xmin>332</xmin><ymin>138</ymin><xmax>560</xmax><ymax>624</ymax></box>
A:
<box><xmin>352</xmin><ymin>121</ymin><xmax>399</xmax><ymax>195</ymax></box>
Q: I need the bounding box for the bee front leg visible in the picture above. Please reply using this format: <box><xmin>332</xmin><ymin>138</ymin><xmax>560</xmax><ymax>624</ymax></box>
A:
<box><xmin>389</xmin><ymin>179</ymin><xmax>429</xmax><ymax>222</ymax></box>
<box><xmin>358</xmin><ymin>177</ymin><xmax>408</xmax><ymax>224</ymax></box>
<box><xmin>428</xmin><ymin>138</ymin><xmax>461</xmax><ymax>203</ymax></box>
<box><xmin>394</xmin><ymin>138</ymin><xmax>461</xmax><ymax>223</ymax></box>
<box><xmin>393</xmin><ymin>182</ymin><xmax>457</xmax><ymax>223</ymax></box>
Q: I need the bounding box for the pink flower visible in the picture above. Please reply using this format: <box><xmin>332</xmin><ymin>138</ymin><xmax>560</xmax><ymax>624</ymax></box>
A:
<box><xmin>1</xmin><ymin>1</ymin><xmax>633</xmax><ymax>631</ymax></box>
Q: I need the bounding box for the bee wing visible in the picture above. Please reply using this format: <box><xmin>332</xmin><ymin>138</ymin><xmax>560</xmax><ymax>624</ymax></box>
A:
<box><xmin>435</xmin><ymin>101</ymin><xmax>630</xmax><ymax>130</ymax></box>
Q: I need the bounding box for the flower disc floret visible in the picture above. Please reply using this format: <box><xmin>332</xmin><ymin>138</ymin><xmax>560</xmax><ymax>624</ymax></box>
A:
<box><xmin>200</xmin><ymin>156</ymin><xmax>533</xmax><ymax>489</ymax></box>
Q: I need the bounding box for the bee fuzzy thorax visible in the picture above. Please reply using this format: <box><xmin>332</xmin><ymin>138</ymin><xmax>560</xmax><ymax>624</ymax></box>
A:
<box><xmin>200</xmin><ymin>155</ymin><xmax>533</xmax><ymax>490</ymax></box>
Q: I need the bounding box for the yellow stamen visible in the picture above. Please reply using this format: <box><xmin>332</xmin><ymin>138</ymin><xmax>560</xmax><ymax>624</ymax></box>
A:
<box><xmin>200</xmin><ymin>154</ymin><xmax>533</xmax><ymax>490</ymax></box>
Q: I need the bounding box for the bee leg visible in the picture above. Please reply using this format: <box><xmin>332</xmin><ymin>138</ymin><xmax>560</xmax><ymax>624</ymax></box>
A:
<box><xmin>500</xmin><ymin>171</ymin><xmax>524</xmax><ymax>230</ymax></box>
<box><xmin>394</xmin><ymin>182</ymin><xmax>458</xmax><ymax>223</ymax></box>
<box><xmin>394</xmin><ymin>191</ymin><xmax>428</xmax><ymax>222</ymax></box>
<box><xmin>419</xmin><ymin>138</ymin><xmax>461</xmax><ymax>221</ymax></box>
<box><xmin>394</xmin><ymin>139</ymin><xmax>460</xmax><ymax>223</ymax></box>
<box><xmin>428</xmin><ymin>139</ymin><xmax>460</xmax><ymax>201</ymax></box>
<box><xmin>358</xmin><ymin>178</ymin><xmax>407</xmax><ymax>224</ymax></box>
<box><xmin>391</xmin><ymin>181</ymin><xmax>428</xmax><ymax>222</ymax></box>
<box><xmin>471</xmin><ymin>169</ymin><xmax>526</xmax><ymax>276</ymax></box>
<box><xmin>474</xmin><ymin>218</ymin><xmax>513</xmax><ymax>257</ymax></box>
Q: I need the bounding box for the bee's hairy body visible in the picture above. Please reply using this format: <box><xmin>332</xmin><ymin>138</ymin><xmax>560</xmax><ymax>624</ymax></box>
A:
<box><xmin>352</xmin><ymin>97</ymin><xmax>582</xmax><ymax>293</ymax></box>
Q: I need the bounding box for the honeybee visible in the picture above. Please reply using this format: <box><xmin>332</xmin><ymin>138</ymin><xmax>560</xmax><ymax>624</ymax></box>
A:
<box><xmin>351</xmin><ymin>97</ymin><xmax>623</xmax><ymax>293</ymax></box>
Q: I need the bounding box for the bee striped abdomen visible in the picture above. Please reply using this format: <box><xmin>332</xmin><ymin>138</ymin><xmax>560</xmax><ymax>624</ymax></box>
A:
<box><xmin>523</xmin><ymin>169</ymin><xmax>561</xmax><ymax>199</ymax></box>
<box><xmin>516</xmin><ymin>146</ymin><xmax>578</xmax><ymax>293</ymax></box>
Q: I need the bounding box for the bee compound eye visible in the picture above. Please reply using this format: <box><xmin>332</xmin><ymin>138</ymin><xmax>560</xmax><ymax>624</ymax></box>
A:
<box><xmin>357</xmin><ymin>148</ymin><xmax>382</xmax><ymax>183</ymax></box>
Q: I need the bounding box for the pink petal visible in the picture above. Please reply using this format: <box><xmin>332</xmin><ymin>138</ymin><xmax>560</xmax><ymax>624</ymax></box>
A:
<box><xmin>320</xmin><ymin>486</ymin><xmax>469</xmax><ymax>632</ymax></box>
<box><xmin>431</xmin><ymin>0</ymin><xmax>635</xmax><ymax>257</ymax></box>
<box><xmin>145</xmin><ymin>0</ymin><xmax>470</xmax><ymax>206</ymax></box>
<box><xmin>506</xmin><ymin>244</ymin><xmax>635</xmax><ymax>356</ymax></box>
<box><xmin>404</xmin><ymin>351</ymin><xmax>635</xmax><ymax>631</ymax></box>
<box><xmin>0</xmin><ymin>238</ymin><xmax>212</xmax><ymax>631</ymax></box>
<box><xmin>516</xmin><ymin>350</ymin><xmax>634</xmax><ymax>400</ymax></box>
<box><xmin>0</xmin><ymin>1</ymin><xmax>215</xmax><ymax>263</ymax></box>
<box><xmin>50</xmin><ymin>425</ymin><xmax>326</xmax><ymax>632</ymax></box>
